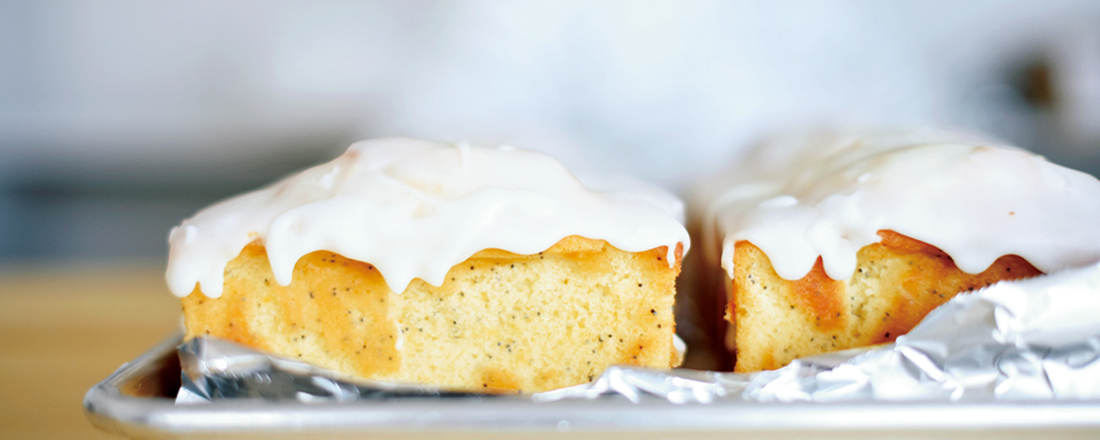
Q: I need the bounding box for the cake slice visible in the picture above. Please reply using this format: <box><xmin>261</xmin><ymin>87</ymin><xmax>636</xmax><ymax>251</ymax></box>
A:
<box><xmin>728</xmin><ymin>231</ymin><xmax>1039</xmax><ymax>372</ymax></box>
<box><xmin>700</xmin><ymin>130</ymin><xmax>1100</xmax><ymax>372</ymax></box>
<box><xmin>182</xmin><ymin>237</ymin><xmax>682</xmax><ymax>391</ymax></box>
<box><xmin>169</xmin><ymin>138</ymin><xmax>689</xmax><ymax>392</ymax></box>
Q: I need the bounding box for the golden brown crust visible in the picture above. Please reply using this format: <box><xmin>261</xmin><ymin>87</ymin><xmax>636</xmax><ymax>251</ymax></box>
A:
<box><xmin>729</xmin><ymin>230</ymin><xmax>1041</xmax><ymax>372</ymax></box>
<box><xmin>181</xmin><ymin>235</ymin><xmax>682</xmax><ymax>392</ymax></box>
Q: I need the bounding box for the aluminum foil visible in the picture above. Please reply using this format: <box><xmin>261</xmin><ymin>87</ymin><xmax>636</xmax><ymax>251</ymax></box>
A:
<box><xmin>177</xmin><ymin>262</ymin><xmax>1100</xmax><ymax>405</ymax></box>
<box><xmin>176</xmin><ymin>337</ymin><xmax>495</xmax><ymax>404</ymax></box>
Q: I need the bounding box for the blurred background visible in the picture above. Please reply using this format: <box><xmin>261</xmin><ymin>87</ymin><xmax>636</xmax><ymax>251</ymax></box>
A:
<box><xmin>3</xmin><ymin>0</ymin><xmax>1100</xmax><ymax>264</ymax></box>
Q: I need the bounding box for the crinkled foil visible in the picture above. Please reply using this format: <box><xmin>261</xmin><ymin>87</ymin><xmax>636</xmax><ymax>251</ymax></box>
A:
<box><xmin>176</xmin><ymin>338</ymin><xmax>492</xmax><ymax>404</ymax></box>
<box><xmin>178</xmin><ymin>263</ymin><xmax>1100</xmax><ymax>405</ymax></box>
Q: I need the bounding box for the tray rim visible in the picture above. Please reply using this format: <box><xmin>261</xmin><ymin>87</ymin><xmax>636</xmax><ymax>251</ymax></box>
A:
<box><xmin>84</xmin><ymin>334</ymin><xmax>1100</xmax><ymax>437</ymax></box>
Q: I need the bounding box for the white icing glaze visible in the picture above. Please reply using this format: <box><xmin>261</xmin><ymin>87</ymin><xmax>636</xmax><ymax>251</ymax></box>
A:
<box><xmin>672</xmin><ymin>334</ymin><xmax>687</xmax><ymax>358</ymax></box>
<box><xmin>167</xmin><ymin>138</ymin><xmax>690</xmax><ymax>298</ymax></box>
<box><xmin>705</xmin><ymin>129</ymin><xmax>1100</xmax><ymax>281</ymax></box>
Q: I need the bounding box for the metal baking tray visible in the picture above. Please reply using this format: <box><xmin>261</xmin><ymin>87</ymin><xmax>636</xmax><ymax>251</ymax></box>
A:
<box><xmin>85</xmin><ymin>334</ymin><xmax>1100</xmax><ymax>439</ymax></box>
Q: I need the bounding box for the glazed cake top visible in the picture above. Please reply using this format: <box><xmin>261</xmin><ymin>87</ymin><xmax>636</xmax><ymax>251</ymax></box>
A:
<box><xmin>704</xmin><ymin>129</ymin><xmax>1100</xmax><ymax>281</ymax></box>
<box><xmin>167</xmin><ymin>138</ymin><xmax>690</xmax><ymax>297</ymax></box>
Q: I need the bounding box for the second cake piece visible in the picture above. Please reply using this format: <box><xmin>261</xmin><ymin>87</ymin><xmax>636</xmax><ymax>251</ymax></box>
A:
<box><xmin>701</xmin><ymin>130</ymin><xmax>1100</xmax><ymax>372</ymax></box>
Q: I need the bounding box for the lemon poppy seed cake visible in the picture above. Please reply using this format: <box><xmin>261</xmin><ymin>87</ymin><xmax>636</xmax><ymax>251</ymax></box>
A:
<box><xmin>700</xmin><ymin>130</ymin><xmax>1100</xmax><ymax>372</ymax></box>
<box><xmin>168</xmin><ymin>139</ymin><xmax>690</xmax><ymax>392</ymax></box>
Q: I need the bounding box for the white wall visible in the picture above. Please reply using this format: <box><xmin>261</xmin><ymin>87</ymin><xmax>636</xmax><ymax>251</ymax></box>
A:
<box><xmin>2</xmin><ymin>0</ymin><xmax>1098</xmax><ymax>258</ymax></box>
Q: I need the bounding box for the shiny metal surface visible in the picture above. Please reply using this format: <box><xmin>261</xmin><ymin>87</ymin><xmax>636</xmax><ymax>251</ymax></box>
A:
<box><xmin>85</xmin><ymin>335</ymin><xmax>1100</xmax><ymax>440</ymax></box>
<box><xmin>86</xmin><ymin>265</ymin><xmax>1100</xmax><ymax>438</ymax></box>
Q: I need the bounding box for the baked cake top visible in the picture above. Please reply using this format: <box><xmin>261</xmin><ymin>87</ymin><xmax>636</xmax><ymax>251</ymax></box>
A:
<box><xmin>167</xmin><ymin>138</ymin><xmax>690</xmax><ymax>297</ymax></box>
<box><xmin>703</xmin><ymin>129</ymin><xmax>1100</xmax><ymax>281</ymax></box>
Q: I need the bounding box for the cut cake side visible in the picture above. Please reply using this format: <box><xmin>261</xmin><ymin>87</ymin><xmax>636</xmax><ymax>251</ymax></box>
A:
<box><xmin>728</xmin><ymin>230</ymin><xmax>1041</xmax><ymax>372</ymax></box>
<box><xmin>181</xmin><ymin>235</ymin><xmax>683</xmax><ymax>392</ymax></box>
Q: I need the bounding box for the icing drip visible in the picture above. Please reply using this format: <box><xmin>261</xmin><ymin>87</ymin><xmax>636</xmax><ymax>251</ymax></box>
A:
<box><xmin>167</xmin><ymin>138</ymin><xmax>690</xmax><ymax>298</ymax></box>
<box><xmin>706</xmin><ymin>129</ymin><xmax>1100</xmax><ymax>280</ymax></box>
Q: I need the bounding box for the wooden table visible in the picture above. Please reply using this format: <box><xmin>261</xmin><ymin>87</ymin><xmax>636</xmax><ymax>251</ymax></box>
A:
<box><xmin>0</xmin><ymin>263</ymin><xmax>181</xmax><ymax>440</ymax></box>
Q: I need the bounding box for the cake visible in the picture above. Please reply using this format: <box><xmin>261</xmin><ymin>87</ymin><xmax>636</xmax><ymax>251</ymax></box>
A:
<box><xmin>167</xmin><ymin>138</ymin><xmax>690</xmax><ymax>392</ymax></box>
<box><xmin>699</xmin><ymin>130</ymin><xmax>1100</xmax><ymax>372</ymax></box>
